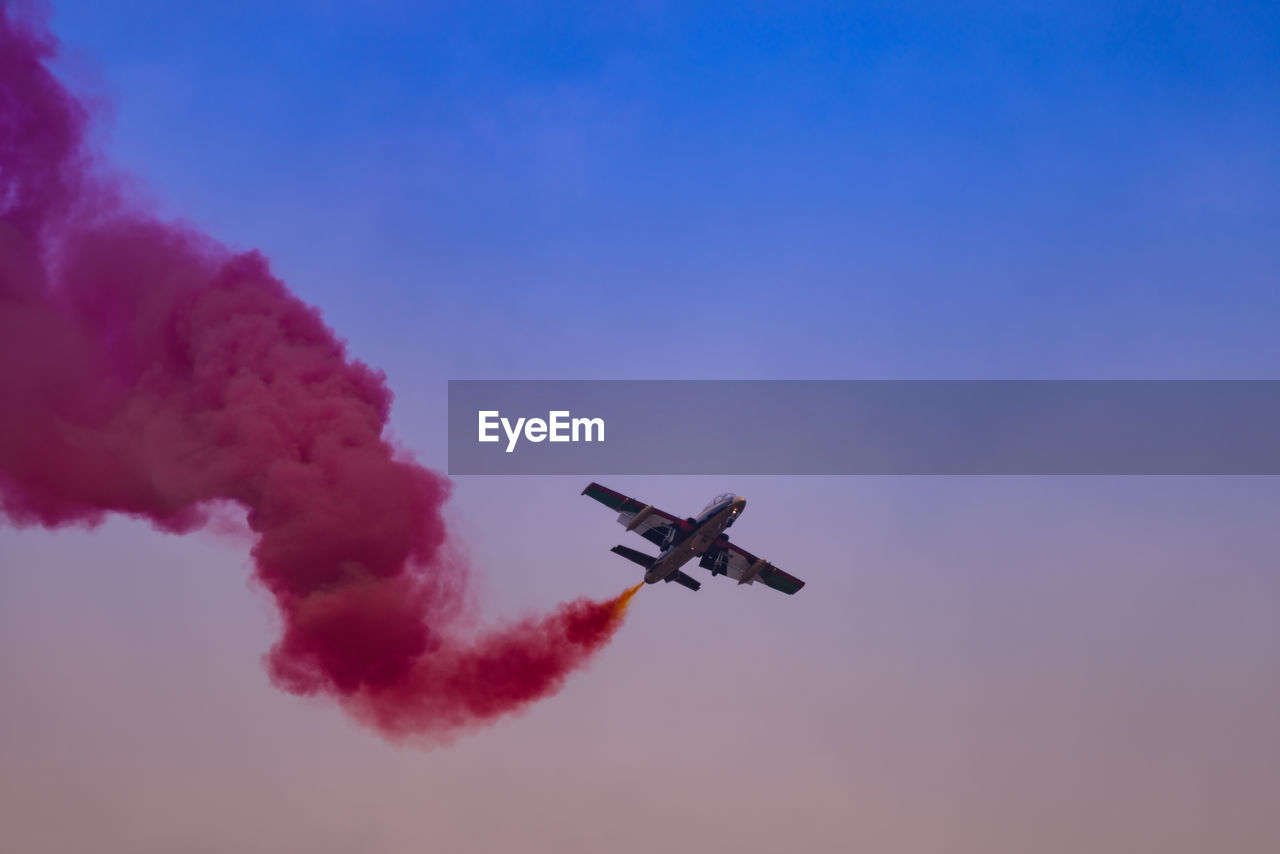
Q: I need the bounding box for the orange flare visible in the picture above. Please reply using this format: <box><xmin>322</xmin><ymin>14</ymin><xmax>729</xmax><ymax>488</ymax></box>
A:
<box><xmin>610</xmin><ymin>582</ymin><xmax>644</xmax><ymax>619</ymax></box>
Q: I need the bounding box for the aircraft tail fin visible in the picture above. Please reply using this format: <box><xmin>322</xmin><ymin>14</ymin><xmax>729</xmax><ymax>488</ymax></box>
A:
<box><xmin>611</xmin><ymin>545</ymin><xmax>656</xmax><ymax>569</ymax></box>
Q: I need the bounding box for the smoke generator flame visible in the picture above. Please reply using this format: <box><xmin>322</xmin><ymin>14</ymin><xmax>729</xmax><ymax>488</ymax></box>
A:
<box><xmin>612</xmin><ymin>583</ymin><xmax>645</xmax><ymax>619</ymax></box>
<box><xmin>0</xmin><ymin>7</ymin><xmax>638</xmax><ymax>743</ymax></box>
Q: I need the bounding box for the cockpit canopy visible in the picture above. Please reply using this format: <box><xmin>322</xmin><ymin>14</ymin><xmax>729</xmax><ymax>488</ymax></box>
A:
<box><xmin>700</xmin><ymin>492</ymin><xmax>737</xmax><ymax>515</ymax></box>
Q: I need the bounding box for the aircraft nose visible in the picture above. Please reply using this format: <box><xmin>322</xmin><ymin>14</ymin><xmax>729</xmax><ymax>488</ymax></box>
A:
<box><xmin>734</xmin><ymin>496</ymin><xmax>746</xmax><ymax>512</ymax></box>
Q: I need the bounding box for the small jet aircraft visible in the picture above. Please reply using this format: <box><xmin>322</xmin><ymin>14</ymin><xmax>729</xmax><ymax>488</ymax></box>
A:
<box><xmin>582</xmin><ymin>482</ymin><xmax>804</xmax><ymax>594</ymax></box>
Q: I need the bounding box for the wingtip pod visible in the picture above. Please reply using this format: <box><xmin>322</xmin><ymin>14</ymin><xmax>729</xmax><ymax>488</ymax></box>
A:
<box><xmin>739</xmin><ymin>558</ymin><xmax>770</xmax><ymax>585</ymax></box>
<box><xmin>624</xmin><ymin>504</ymin><xmax>655</xmax><ymax>531</ymax></box>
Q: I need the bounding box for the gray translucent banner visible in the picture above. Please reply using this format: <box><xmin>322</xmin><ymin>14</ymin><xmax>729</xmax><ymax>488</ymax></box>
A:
<box><xmin>447</xmin><ymin>381</ymin><xmax>1280</xmax><ymax>475</ymax></box>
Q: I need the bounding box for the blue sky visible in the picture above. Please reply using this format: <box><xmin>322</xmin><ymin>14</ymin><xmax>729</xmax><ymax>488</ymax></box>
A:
<box><xmin>49</xmin><ymin>1</ymin><xmax>1280</xmax><ymax>398</ymax></box>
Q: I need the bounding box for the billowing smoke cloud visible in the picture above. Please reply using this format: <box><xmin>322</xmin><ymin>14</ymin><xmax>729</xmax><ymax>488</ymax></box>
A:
<box><xmin>0</xmin><ymin>7</ymin><xmax>638</xmax><ymax>742</ymax></box>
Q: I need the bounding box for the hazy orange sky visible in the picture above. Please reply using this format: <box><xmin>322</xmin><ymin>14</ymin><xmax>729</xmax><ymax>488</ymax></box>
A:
<box><xmin>5</xmin><ymin>477</ymin><xmax>1280</xmax><ymax>852</ymax></box>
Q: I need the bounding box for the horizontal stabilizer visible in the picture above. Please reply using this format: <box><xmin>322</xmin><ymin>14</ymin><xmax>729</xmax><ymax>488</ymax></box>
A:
<box><xmin>664</xmin><ymin>570</ymin><xmax>701</xmax><ymax>592</ymax></box>
<box><xmin>610</xmin><ymin>545</ymin><xmax>656</xmax><ymax>569</ymax></box>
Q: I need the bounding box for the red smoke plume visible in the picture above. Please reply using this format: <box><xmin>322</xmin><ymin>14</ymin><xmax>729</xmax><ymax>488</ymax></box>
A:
<box><xmin>0</xmin><ymin>7</ymin><xmax>636</xmax><ymax>742</ymax></box>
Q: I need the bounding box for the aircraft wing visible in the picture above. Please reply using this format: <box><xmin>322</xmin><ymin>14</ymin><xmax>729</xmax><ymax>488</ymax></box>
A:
<box><xmin>581</xmin><ymin>482</ymin><xmax>683</xmax><ymax>549</ymax></box>
<box><xmin>719</xmin><ymin>542</ymin><xmax>805</xmax><ymax>595</ymax></box>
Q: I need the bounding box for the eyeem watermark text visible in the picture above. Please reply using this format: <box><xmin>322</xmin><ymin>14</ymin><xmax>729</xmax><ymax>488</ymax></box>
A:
<box><xmin>477</xmin><ymin>410</ymin><xmax>606</xmax><ymax>453</ymax></box>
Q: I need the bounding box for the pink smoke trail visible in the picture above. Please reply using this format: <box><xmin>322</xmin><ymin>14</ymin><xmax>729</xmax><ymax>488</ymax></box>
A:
<box><xmin>0</xmin><ymin>6</ymin><xmax>635</xmax><ymax>744</ymax></box>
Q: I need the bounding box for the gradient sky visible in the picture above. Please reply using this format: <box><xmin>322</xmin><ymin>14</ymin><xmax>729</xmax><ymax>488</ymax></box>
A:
<box><xmin>2</xmin><ymin>2</ymin><xmax>1279</xmax><ymax>852</ymax></box>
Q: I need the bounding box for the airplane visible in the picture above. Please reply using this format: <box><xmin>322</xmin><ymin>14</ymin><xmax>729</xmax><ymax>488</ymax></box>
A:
<box><xmin>582</xmin><ymin>482</ymin><xmax>804</xmax><ymax>594</ymax></box>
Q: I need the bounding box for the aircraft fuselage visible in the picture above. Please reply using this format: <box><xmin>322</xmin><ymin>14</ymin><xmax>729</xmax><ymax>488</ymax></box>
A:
<box><xmin>645</xmin><ymin>496</ymin><xmax>746</xmax><ymax>584</ymax></box>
